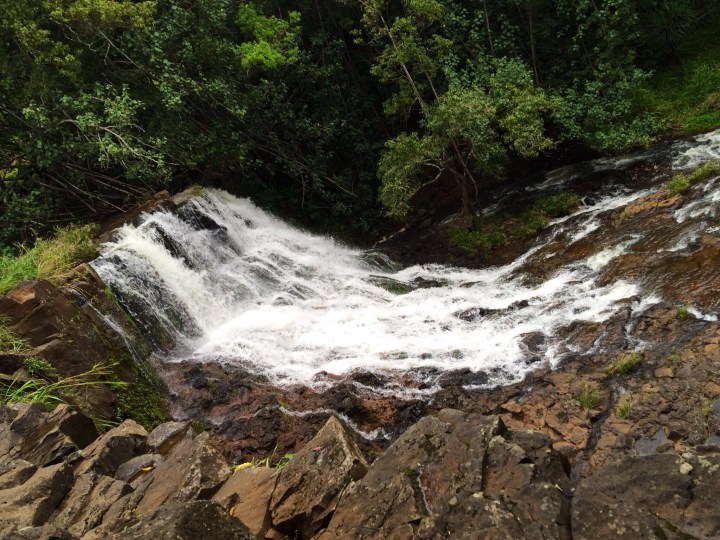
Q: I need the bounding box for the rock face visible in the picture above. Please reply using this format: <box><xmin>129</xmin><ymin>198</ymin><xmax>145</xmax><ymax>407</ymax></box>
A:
<box><xmin>572</xmin><ymin>452</ymin><xmax>720</xmax><ymax>539</ymax></box>
<box><xmin>319</xmin><ymin>410</ymin><xmax>571</xmax><ymax>539</ymax></box>
<box><xmin>0</xmin><ymin>403</ymin><xmax>238</xmax><ymax>539</ymax></box>
<box><xmin>269</xmin><ymin>416</ymin><xmax>368</xmax><ymax>538</ymax></box>
<box><xmin>1</xmin><ymin>404</ymin><xmax>720</xmax><ymax>539</ymax></box>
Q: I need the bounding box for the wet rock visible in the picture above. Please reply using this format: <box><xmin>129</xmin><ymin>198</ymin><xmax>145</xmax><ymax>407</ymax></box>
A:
<box><xmin>146</xmin><ymin>421</ymin><xmax>191</xmax><ymax>455</ymax></box>
<box><xmin>320</xmin><ymin>410</ymin><xmax>571</xmax><ymax>539</ymax></box>
<box><xmin>0</xmin><ymin>462</ymin><xmax>73</xmax><ymax>534</ymax></box>
<box><xmin>213</xmin><ymin>466</ymin><xmax>278</xmax><ymax>539</ymax></box>
<box><xmin>453</xmin><ymin>306</ymin><xmax>496</xmax><ymax>321</ymax></box>
<box><xmin>572</xmin><ymin>451</ymin><xmax>720</xmax><ymax>539</ymax></box>
<box><xmin>270</xmin><ymin>416</ymin><xmax>368</xmax><ymax>539</ymax></box>
<box><xmin>111</xmin><ymin>500</ymin><xmax>253</xmax><ymax>540</ymax></box>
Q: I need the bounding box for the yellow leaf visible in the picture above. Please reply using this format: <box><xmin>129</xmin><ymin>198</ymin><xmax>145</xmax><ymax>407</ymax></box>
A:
<box><xmin>233</xmin><ymin>462</ymin><xmax>253</xmax><ymax>473</ymax></box>
<box><xmin>141</xmin><ymin>466</ymin><xmax>154</xmax><ymax>472</ymax></box>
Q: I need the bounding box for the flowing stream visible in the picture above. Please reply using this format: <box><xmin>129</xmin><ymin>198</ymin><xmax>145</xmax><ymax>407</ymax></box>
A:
<box><xmin>91</xmin><ymin>129</ymin><xmax>720</xmax><ymax>392</ymax></box>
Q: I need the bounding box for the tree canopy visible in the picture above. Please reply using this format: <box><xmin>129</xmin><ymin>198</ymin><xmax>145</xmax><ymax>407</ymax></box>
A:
<box><xmin>0</xmin><ymin>0</ymin><xmax>718</xmax><ymax>247</ymax></box>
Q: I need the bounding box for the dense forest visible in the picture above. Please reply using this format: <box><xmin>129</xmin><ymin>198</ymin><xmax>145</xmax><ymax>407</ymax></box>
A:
<box><xmin>1</xmin><ymin>0</ymin><xmax>719</xmax><ymax>251</ymax></box>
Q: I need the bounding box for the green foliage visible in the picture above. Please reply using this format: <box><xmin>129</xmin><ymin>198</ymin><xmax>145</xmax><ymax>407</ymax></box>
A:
<box><xmin>0</xmin><ymin>319</ymin><xmax>31</xmax><ymax>353</ymax></box>
<box><xmin>675</xmin><ymin>305</ymin><xmax>691</xmax><ymax>319</ymax></box>
<box><xmin>664</xmin><ymin>174</ymin><xmax>691</xmax><ymax>194</ymax></box>
<box><xmin>606</xmin><ymin>352</ymin><xmax>643</xmax><ymax>375</ymax></box>
<box><xmin>23</xmin><ymin>357</ymin><xmax>59</xmax><ymax>380</ymax></box>
<box><xmin>0</xmin><ymin>362</ymin><xmax>126</xmax><ymax>408</ymax></box>
<box><xmin>575</xmin><ymin>382</ymin><xmax>600</xmax><ymax>410</ymax></box>
<box><xmin>615</xmin><ymin>395</ymin><xmax>634</xmax><ymax>419</ymax></box>
<box><xmin>635</xmin><ymin>10</ymin><xmax>720</xmax><ymax>136</ymax></box>
<box><xmin>534</xmin><ymin>192</ymin><xmax>582</xmax><ymax>217</ymax></box>
<box><xmin>512</xmin><ymin>211</ymin><xmax>549</xmax><ymax>239</ymax></box>
<box><xmin>115</xmin><ymin>378</ymin><xmax>165</xmax><ymax>431</ymax></box>
<box><xmin>448</xmin><ymin>190</ymin><xmax>581</xmax><ymax>255</ymax></box>
<box><xmin>448</xmin><ymin>217</ymin><xmax>505</xmax><ymax>256</ymax></box>
<box><xmin>0</xmin><ymin>224</ymin><xmax>98</xmax><ymax>295</ymax></box>
<box><xmin>664</xmin><ymin>161</ymin><xmax>720</xmax><ymax>195</ymax></box>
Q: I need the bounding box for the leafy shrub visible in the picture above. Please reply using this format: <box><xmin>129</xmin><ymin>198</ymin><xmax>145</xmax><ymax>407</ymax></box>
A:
<box><xmin>23</xmin><ymin>357</ymin><xmax>58</xmax><ymax>380</ymax></box>
<box><xmin>448</xmin><ymin>218</ymin><xmax>506</xmax><ymax>256</ymax></box>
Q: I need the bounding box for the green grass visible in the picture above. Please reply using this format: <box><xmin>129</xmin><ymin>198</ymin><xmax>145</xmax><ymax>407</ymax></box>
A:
<box><xmin>675</xmin><ymin>304</ymin><xmax>692</xmax><ymax>319</ymax></box>
<box><xmin>0</xmin><ymin>362</ymin><xmax>125</xmax><ymax>408</ymax></box>
<box><xmin>615</xmin><ymin>396</ymin><xmax>634</xmax><ymax>419</ymax></box>
<box><xmin>0</xmin><ymin>319</ymin><xmax>31</xmax><ymax>353</ymax></box>
<box><xmin>606</xmin><ymin>352</ymin><xmax>643</xmax><ymax>375</ymax></box>
<box><xmin>0</xmin><ymin>224</ymin><xmax>98</xmax><ymax>295</ymax></box>
<box><xmin>575</xmin><ymin>382</ymin><xmax>600</xmax><ymax>410</ymax></box>
<box><xmin>664</xmin><ymin>162</ymin><xmax>720</xmax><ymax>195</ymax></box>
<box><xmin>664</xmin><ymin>175</ymin><xmax>691</xmax><ymax>195</ymax></box>
<box><xmin>635</xmin><ymin>16</ymin><xmax>720</xmax><ymax>136</ymax></box>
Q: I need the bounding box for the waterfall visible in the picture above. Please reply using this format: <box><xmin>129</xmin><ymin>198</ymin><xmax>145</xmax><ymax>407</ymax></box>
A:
<box><xmin>90</xmin><ymin>129</ymin><xmax>720</xmax><ymax>391</ymax></box>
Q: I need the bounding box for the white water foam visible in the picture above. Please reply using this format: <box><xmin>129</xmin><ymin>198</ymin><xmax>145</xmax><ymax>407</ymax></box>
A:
<box><xmin>672</xmin><ymin>129</ymin><xmax>720</xmax><ymax>170</ymax></box>
<box><xmin>92</xmin><ymin>188</ymin><xmax>655</xmax><ymax>389</ymax></box>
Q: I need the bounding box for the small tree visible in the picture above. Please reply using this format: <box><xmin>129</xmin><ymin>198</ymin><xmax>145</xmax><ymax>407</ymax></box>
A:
<box><xmin>361</xmin><ymin>0</ymin><xmax>554</xmax><ymax>219</ymax></box>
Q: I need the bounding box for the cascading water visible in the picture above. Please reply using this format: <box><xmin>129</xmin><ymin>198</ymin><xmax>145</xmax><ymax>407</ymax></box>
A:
<box><xmin>91</xmin><ymin>129</ymin><xmax>720</xmax><ymax>392</ymax></box>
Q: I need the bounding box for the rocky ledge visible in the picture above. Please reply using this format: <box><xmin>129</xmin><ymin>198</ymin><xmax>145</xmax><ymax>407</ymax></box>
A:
<box><xmin>1</xmin><ymin>402</ymin><xmax>719</xmax><ymax>539</ymax></box>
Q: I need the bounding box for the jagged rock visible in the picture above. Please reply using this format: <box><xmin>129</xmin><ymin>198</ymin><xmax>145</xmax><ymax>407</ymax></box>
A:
<box><xmin>96</xmin><ymin>429</ymin><xmax>231</xmax><ymax>534</ymax></box>
<box><xmin>109</xmin><ymin>500</ymin><xmax>252</xmax><ymax>540</ymax></box>
<box><xmin>0</xmin><ymin>280</ymin><xmax>118</xmax><ymax>418</ymax></box>
<box><xmin>0</xmin><ymin>403</ymin><xmax>50</xmax><ymax>465</ymax></box>
<box><xmin>21</xmin><ymin>404</ymin><xmax>99</xmax><ymax>467</ymax></box>
<box><xmin>572</xmin><ymin>451</ymin><xmax>720</xmax><ymax>539</ymax></box>
<box><xmin>213</xmin><ymin>466</ymin><xmax>278</xmax><ymax>539</ymax></box>
<box><xmin>6</xmin><ymin>524</ymin><xmax>78</xmax><ymax>539</ymax></box>
<box><xmin>270</xmin><ymin>416</ymin><xmax>368</xmax><ymax>539</ymax></box>
<box><xmin>0</xmin><ymin>459</ymin><xmax>37</xmax><ymax>489</ymax></box>
<box><xmin>146</xmin><ymin>420</ymin><xmax>190</xmax><ymax>455</ymax></box>
<box><xmin>319</xmin><ymin>410</ymin><xmax>571</xmax><ymax>540</ymax></box>
<box><xmin>53</xmin><ymin>471</ymin><xmax>132</xmax><ymax>537</ymax></box>
<box><xmin>75</xmin><ymin>420</ymin><xmax>148</xmax><ymax>477</ymax></box>
<box><xmin>115</xmin><ymin>453</ymin><xmax>164</xmax><ymax>484</ymax></box>
<box><xmin>0</xmin><ymin>353</ymin><xmax>25</xmax><ymax>375</ymax></box>
<box><xmin>0</xmin><ymin>462</ymin><xmax>73</xmax><ymax>534</ymax></box>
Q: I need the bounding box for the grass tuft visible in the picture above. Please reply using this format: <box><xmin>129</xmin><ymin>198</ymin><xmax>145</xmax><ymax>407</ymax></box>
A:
<box><xmin>0</xmin><ymin>224</ymin><xmax>98</xmax><ymax>295</ymax></box>
<box><xmin>675</xmin><ymin>304</ymin><xmax>692</xmax><ymax>319</ymax></box>
<box><xmin>0</xmin><ymin>361</ymin><xmax>125</xmax><ymax>408</ymax></box>
<box><xmin>606</xmin><ymin>352</ymin><xmax>643</xmax><ymax>375</ymax></box>
<box><xmin>615</xmin><ymin>396</ymin><xmax>634</xmax><ymax>419</ymax></box>
<box><xmin>575</xmin><ymin>382</ymin><xmax>600</xmax><ymax>410</ymax></box>
<box><xmin>664</xmin><ymin>162</ymin><xmax>720</xmax><ymax>195</ymax></box>
<box><xmin>0</xmin><ymin>319</ymin><xmax>31</xmax><ymax>353</ymax></box>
